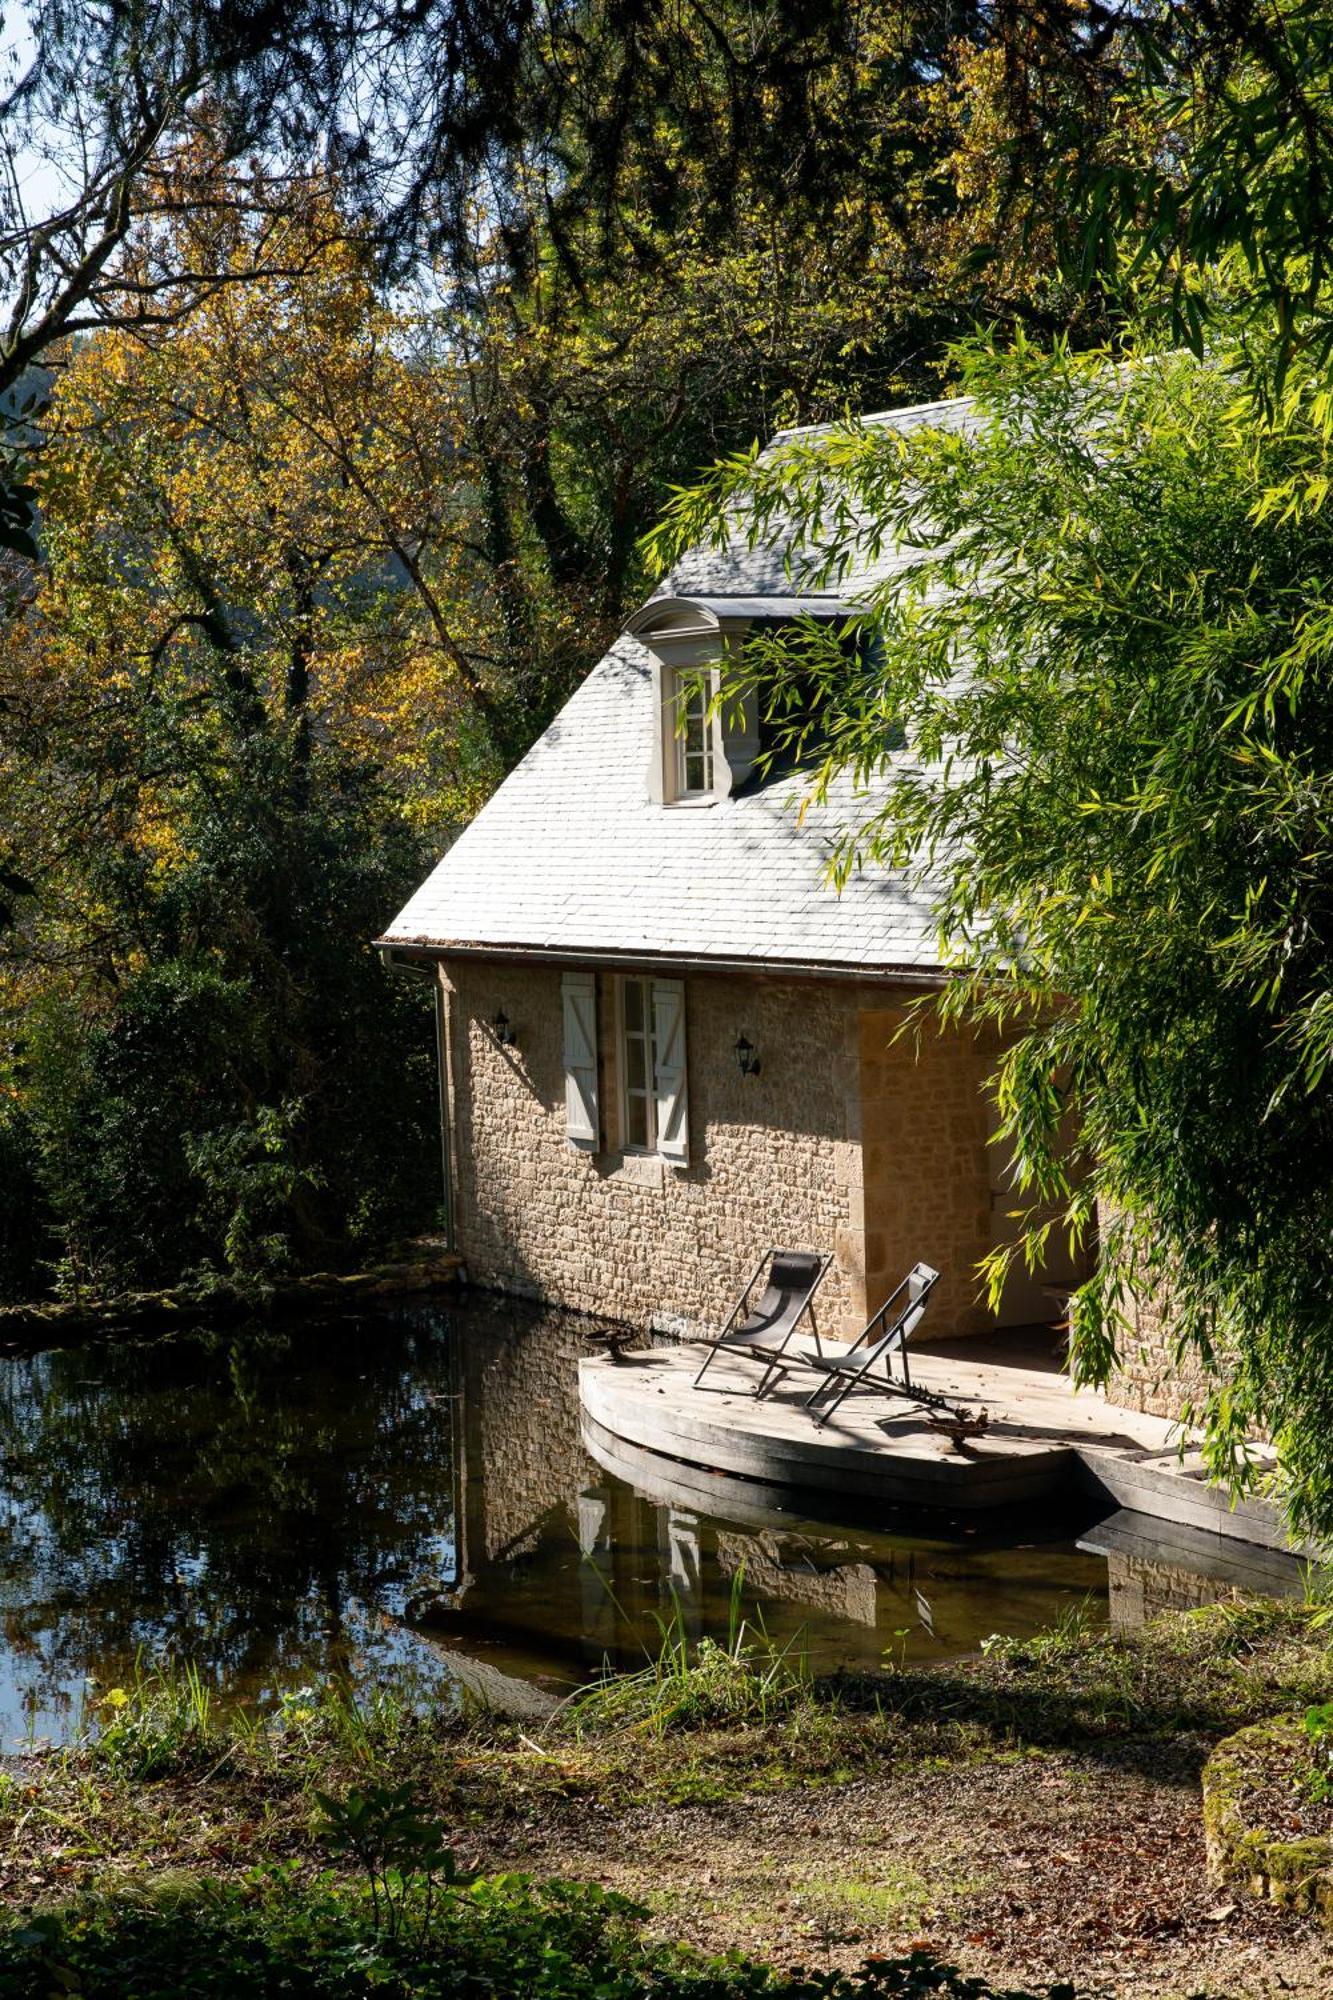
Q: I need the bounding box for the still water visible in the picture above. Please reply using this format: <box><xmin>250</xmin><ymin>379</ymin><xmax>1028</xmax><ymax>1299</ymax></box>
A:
<box><xmin>0</xmin><ymin>1293</ymin><xmax>1119</xmax><ymax>1748</ymax></box>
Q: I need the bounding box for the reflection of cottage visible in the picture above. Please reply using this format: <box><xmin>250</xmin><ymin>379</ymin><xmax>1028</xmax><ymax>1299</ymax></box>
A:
<box><xmin>713</xmin><ymin>1530</ymin><xmax>879</xmax><ymax>1626</ymax></box>
<box><xmin>382</xmin><ymin>398</ymin><xmax>1096</xmax><ymax>1353</ymax></box>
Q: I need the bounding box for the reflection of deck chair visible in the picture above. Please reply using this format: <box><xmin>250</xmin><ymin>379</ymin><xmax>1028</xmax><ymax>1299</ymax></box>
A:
<box><xmin>804</xmin><ymin>1262</ymin><xmax>941</xmax><ymax>1427</ymax></box>
<box><xmin>692</xmin><ymin>1248</ymin><xmax>831</xmax><ymax>1396</ymax></box>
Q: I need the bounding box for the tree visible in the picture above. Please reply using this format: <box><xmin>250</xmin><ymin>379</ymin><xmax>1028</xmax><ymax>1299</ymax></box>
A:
<box><xmin>14</xmin><ymin>0</ymin><xmax>1333</xmax><ymax>434</ymax></box>
<box><xmin>0</xmin><ymin>180</ymin><xmax>464</xmax><ymax>1292</ymax></box>
<box><xmin>648</xmin><ymin>341</ymin><xmax>1333</xmax><ymax>1542</ymax></box>
<box><xmin>974</xmin><ymin>3</ymin><xmax>1333</xmax><ymax>383</ymax></box>
<box><xmin>0</xmin><ymin>0</ymin><xmax>1059</xmax><ymax>410</ymax></box>
<box><xmin>0</xmin><ymin>0</ymin><xmax>474</xmax><ymax>401</ymax></box>
<box><xmin>431</xmin><ymin>0</ymin><xmax>1155</xmax><ymax>751</ymax></box>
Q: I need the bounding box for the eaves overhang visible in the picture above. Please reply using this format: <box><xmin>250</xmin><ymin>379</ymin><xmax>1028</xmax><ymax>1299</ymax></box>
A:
<box><xmin>376</xmin><ymin>936</ymin><xmax>949</xmax><ymax>988</ymax></box>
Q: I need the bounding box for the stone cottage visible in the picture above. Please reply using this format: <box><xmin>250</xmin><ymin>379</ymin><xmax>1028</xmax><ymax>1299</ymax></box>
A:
<box><xmin>379</xmin><ymin>397</ymin><xmax>1092</xmax><ymax>1347</ymax></box>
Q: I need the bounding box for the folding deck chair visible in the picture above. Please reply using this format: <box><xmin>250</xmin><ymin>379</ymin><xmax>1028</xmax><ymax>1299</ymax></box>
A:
<box><xmin>803</xmin><ymin>1261</ymin><xmax>942</xmax><ymax>1427</ymax></box>
<box><xmin>692</xmin><ymin>1248</ymin><xmax>831</xmax><ymax>1396</ymax></box>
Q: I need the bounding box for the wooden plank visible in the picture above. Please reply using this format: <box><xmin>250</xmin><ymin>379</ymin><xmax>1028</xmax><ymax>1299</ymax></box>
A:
<box><xmin>579</xmin><ymin>1357</ymin><xmax>1072</xmax><ymax>1508</ymax></box>
<box><xmin>577</xmin><ymin>1341</ymin><xmax>1299</xmax><ymax>1555</ymax></box>
<box><xmin>581</xmin><ymin>1415</ymin><xmax>814</xmax><ymax>1527</ymax></box>
<box><xmin>585</xmin><ymin>1356</ymin><xmax>1049</xmax><ymax>1454</ymax></box>
<box><xmin>1072</xmin><ymin>1451</ymin><xmax>1295</xmax><ymax>1549</ymax></box>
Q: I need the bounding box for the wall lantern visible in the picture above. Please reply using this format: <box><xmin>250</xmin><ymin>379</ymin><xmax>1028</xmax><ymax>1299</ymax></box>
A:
<box><xmin>492</xmin><ymin>1008</ymin><xmax>518</xmax><ymax>1049</ymax></box>
<box><xmin>734</xmin><ymin>1033</ymin><xmax>760</xmax><ymax>1079</ymax></box>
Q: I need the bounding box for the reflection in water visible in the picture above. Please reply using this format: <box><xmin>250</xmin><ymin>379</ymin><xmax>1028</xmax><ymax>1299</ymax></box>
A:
<box><xmin>0</xmin><ymin>1292</ymin><xmax>1265</xmax><ymax>1749</ymax></box>
<box><xmin>1078</xmin><ymin>1508</ymin><xmax>1308</xmax><ymax>1628</ymax></box>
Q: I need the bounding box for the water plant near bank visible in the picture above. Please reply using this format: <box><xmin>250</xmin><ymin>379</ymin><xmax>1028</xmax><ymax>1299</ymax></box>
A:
<box><xmin>562</xmin><ymin>1577</ymin><xmax>813</xmax><ymax>1739</ymax></box>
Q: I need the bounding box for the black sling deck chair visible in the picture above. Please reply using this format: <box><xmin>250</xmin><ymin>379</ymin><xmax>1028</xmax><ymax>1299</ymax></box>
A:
<box><xmin>692</xmin><ymin>1248</ymin><xmax>832</xmax><ymax>1396</ymax></box>
<box><xmin>803</xmin><ymin>1261</ymin><xmax>943</xmax><ymax>1427</ymax></box>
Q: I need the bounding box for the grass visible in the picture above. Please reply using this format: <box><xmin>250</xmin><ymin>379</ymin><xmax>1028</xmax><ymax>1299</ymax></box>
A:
<box><xmin>0</xmin><ymin>1596</ymin><xmax>1329</xmax><ymax>1951</ymax></box>
<box><xmin>48</xmin><ymin>1595</ymin><xmax>1333</xmax><ymax>1812</ymax></box>
<box><xmin>798</xmin><ymin>1861</ymin><xmax>958</xmax><ymax>1927</ymax></box>
<box><xmin>88</xmin><ymin>1659</ymin><xmax>223</xmax><ymax>1780</ymax></box>
<box><xmin>560</xmin><ymin>1574</ymin><xmax>812</xmax><ymax>1738</ymax></box>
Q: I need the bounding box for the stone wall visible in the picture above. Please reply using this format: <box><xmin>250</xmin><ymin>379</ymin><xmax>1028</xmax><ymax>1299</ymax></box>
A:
<box><xmin>857</xmin><ymin>1004</ymin><xmax>1000</xmax><ymax>1335</ymax></box>
<box><xmin>1104</xmin><ymin>1278</ymin><xmax>1212</xmax><ymax>1420</ymax></box>
<box><xmin>442</xmin><ymin>960</ymin><xmax>868</xmax><ymax>1338</ymax></box>
<box><xmin>1093</xmin><ymin>1223</ymin><xmax>1217</xmax><ymax>1423</ymax></box>
<box><xmin>1103</xmin><ymin>1549</ymin><xmax>1240</xmax><ymax>1627</ymax></box>
<box><xmin>440</xmin><ymin>960</ymin><xmax>1061</xmax><ymax>1342</ymax></box>
<box><xmin>456</xmin><ymin>1300</ymin><xmax>600</xmax><ymax>1565</ymax></box>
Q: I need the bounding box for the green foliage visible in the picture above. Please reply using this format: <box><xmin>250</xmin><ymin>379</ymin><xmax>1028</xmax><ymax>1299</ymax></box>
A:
<box><xmin>0</xmin><ymin>1087</ymin><xmax>48</xmax><ymax>1301</ymax></box>
<box><xmin>25</xmin><ymin>965</ymin><xmax>264</xmax><ymax>1292</ymax></box>
<box><xmin>91</xmin><ymin>1661</ymin><xmax>220</xmax><ymax>1782</ymax></box>
<box><xmin>648</xmin><ymin>339</ymin><xmax>1333</xmax><ymax>1541</ymax></box>
<box><xmin>1302</xmin><ymin>1700</ymin><xmax>1333</xmax><ymax>1804</ymax></box>
<box><xmin>1051</xmin><ymin>6</ymin><xmax>1333</xmax><ymax>383</ymax></box>
<box><xmin>14</xmin><ymin>739</ymin><xmax>438</xmax><ymax>1294</ymax></box>
<box><xmin>187</xmin><ymin>1100</ymin><xmax>321</xmax><ymax>1285</ymax></box>
<box><xmin>0</xmin><ymin>1869</ymin><xmax>1071</xmax><ymax>1999</ymax></box>
<box><xmin>315</xmin><ymin>1782</ymin><xmax>466</xmax><ymax>1941</ymax></box>
<box><xmin>566</xmin><ymin>1578</ymin><xmax>811</xmax><ymax>1738</ymax></box>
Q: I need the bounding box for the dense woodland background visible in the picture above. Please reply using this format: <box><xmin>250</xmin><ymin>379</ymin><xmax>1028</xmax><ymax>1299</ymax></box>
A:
<box><xmin>0</xmin><ymin>1</ymin><xmax>1114</xmax><ymax>1299</ymax></box>
<box><xmin>2</xmin><ymin>0</ymin><xmax>1333</xmax><ymax>1402</ymax></box>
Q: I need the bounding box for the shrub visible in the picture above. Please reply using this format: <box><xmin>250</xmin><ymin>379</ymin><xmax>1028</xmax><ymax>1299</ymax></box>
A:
<box><xmin>0</xmin><ymin>1871</ymin><xmax>1074</xmax><ymax>1999</ymax></box>
<box><xmin>0</xmin><ymin>1088</ymin><xmax>49</xmax><ymax>1301</ymax></box>
<box><xmin>25</xmin><ymin>966</ymin><xmax>262</xmax><ymax>1292</ymax></box>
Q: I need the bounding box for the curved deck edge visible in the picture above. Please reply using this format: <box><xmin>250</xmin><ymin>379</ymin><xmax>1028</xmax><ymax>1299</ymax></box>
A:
<box><xmin>578</xmin><ymin>1349</ymin><xmax>1073</xmax><ymax>1511</ymax></box>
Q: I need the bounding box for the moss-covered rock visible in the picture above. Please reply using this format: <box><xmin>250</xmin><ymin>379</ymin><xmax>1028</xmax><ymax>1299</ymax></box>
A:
<box><xmin>1203</xmin><ymin>1715</ymin><xmax>1333</xmax><ymax>1918</ymax></box>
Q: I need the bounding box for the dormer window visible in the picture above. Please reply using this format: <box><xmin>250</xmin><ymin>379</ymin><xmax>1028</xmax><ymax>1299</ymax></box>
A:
<box><xmin>625</xmin><ymin>593</ymin><xmax>860</xmax><ymax>809</ymax></box>
<box><xmin>673</xmin><ymin>670</ymin><xmax>714</xmax><ymax>797</ymax></box>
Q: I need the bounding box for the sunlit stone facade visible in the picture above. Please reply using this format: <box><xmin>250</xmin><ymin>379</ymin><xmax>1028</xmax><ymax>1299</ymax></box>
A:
<box><xmin>437</xmin><ymin>959</ymin><xmax>1085</xmax><ymax>1343</ymax></box>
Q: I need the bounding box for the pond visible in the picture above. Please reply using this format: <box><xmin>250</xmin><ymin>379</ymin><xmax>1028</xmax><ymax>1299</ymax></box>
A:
<box><xmin>0</xmin><ymin>1292</ymin><xmax>1236</xmax><ymax>1748</ymax></box>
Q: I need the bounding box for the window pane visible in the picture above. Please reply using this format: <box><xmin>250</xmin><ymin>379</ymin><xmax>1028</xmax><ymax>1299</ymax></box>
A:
<box><xmin>626</xmin><ymin>1037</ymin><xmax>646</xmax><ymax>1093</ymax></box>
<box><xmin>624</xmin><ymin>980</ymin><xmax>643</xmax><ymax>1032</ymax></box>
<box><xmin>674</xmin><ymin>674</ymin><xmax>713</xmax><ymax>796</ymax></box>
<box><xmin>626</xmin><ymin>1092</ymin><xmax>649</xmax><ymax>1150</ymax></box>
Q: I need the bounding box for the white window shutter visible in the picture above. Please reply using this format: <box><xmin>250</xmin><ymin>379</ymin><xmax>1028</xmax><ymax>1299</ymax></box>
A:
<box><xmin>561</xmin><ymin>971</ymin><xmax>599</xmax><ymax>1149</ymax></box>
<box><xmin>652</xmin><ymin>978</ymin><xmax>690</xmax><ymax>1165</ymax></box>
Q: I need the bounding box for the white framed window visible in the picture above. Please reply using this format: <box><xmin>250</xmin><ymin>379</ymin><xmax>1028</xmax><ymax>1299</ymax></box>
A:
<box><xmin>672</xmin><ymin>670</ymin><xmax>714</xmax><ymax>798</ymax></box>
<box><xmin>616</xmin><ymin>975</ymin><xmax>690</xmax><ymax>1163</ymax></box>
<box><xmin>619</xmin><ymin>975</ymin><xmax>656</xmax><ymax>1151</ymax></box>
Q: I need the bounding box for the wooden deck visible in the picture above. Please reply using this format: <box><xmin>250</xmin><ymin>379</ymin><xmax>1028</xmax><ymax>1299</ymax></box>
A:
<box><xmin>578</xmin><ymin>1333</ymin><xmax>1299</xmax><ymax>1554</ymax></box>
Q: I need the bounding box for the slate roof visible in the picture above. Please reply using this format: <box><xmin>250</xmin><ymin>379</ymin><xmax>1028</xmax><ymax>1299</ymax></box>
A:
<box><xmin>664</xmin><ymin>393</ymin><xmax>979</xmax><ymax>601</ymax></box>
<box><xmin>380</xmin><ymin>396</ymin><xmax>975</xmax><ymax>978</ymax></box>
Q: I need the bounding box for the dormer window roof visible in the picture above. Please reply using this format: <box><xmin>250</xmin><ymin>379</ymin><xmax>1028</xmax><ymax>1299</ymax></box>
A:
<box><xmin>625</xmin><ymin>594</ymin><xmax>860</xmax><ymax>638</ymax></box>
<box><xmin>625</xmin><ymin>593</ymin><xmax>860</xmax><ymax>807</ymax></box>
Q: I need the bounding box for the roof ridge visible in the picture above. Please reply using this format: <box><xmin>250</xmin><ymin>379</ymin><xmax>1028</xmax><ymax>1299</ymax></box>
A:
<box><xmin>767</xmin><ymin>392</ymin><xmax>976</xmax><ymax>448</ymax></box>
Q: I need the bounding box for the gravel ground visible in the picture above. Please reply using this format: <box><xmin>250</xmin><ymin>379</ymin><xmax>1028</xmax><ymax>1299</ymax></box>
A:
<box><xmin>481</xmin><ymin>1748</ymin><xmax>1333</xmax><ymax>1998</ymax></box>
